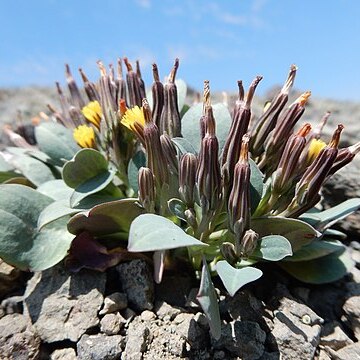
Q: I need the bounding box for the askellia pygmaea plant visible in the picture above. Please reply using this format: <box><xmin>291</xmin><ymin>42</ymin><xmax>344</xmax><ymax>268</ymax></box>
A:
<box><xmin>126</xmin><ymin>64</ymin><xmax>360</xmax><ymax>339</ymax></box>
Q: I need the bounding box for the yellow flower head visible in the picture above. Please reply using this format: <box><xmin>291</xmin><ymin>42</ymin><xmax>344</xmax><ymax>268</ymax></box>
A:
<box><xmin>121</xmin><ymin>106</ymin><xmax>145</xmax><ymax>131</ymax></box>
<box><xmin>73</xmin><ymin>125</ymin><xmax>96</xmax><ymax>148</ymax></box>
<box><xmin>307</xmin><ymin>138</ymin><xmax>326</xmax><ymax>164</ymax></box>
<box><xmin>81</xmin><ymin>101</ymin><xmax>102</xmax><ymax>129</ymax></box>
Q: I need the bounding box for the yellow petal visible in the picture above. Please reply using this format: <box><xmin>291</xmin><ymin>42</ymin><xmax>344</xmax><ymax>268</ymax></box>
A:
<box><xmin>73</xmin><ymin>125</ymin><xmax>96</xmax><ymax>148</ymax></box>
<box><xmin>81</xmin><ymin>101</ymin><xmax>102</xmax><ymax>129</ymax></box>
<box><xmin>307</xmin><ymin>138</ymin><xmax>326</xmax><ymax>163</ymax></box>
<box><xmin>121</xmin><ymin>106</ymin><xmax>145</xmax><ymax>131</ymax></box>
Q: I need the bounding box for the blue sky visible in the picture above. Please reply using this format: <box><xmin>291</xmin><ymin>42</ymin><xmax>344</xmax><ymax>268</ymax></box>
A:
<box><xmin>1</xmin><ymin>0</ymin><xmax>359</xmax><ymax>100</ymax></box>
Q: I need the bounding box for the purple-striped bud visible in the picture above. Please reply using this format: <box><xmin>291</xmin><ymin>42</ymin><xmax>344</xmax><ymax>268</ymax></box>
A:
<box><xmin>250</xmin><ymin>65</ymin><xmax>297</xmax><ymax>157</ymax></box>
<box><xmin>160</xmin><ymin>133</ymin><xmax>178</xmax><ymax>174</ymax></box>
<box><xmin>136</xmin><ymin>60</ymin><xmax>146</xmax><ymax>101</ymax></box>
<box><xmin>272</xmin><ymin>123</ymin><xmax>312</xmax><ymax>193</ymax></box>
<box><xmin>328</xmin><ymin>141</ymin><xmax>360</xmax><ymax>176</ymax></box>
<box><xmin>115</xmin><ymin>58</ymin><xmax>127</xmax><ymax>105</ymax></box>
<box><xmin>237</xmin><ymin>229</ymin><xmax>259</xmax><ymax>258</ymax></box>
<box><xmin>228</xmin><ymin>134</ymin><xmax>251</xmax><ymax>241</ymax></box>
<box><xmin>261</xmin><ymin>91</ymin><xmax>311</xmax><ymax>176</ymax></box>
<box><xmin>179</xmin><ymin>153</ymin><xmax>198</xmax><ymax>207</ymax></box>
<box><xmin>124</xmin><ymin>58</ymin><xmax>143</xmax><ymax>107</ymax></box>
<box><xmin>79</xmin><ymin>68</ymin><xmax>100</xmax><ymax>102</ymax></box>
<box><xmin>159</xmin><ymin>59</ymin><xmax>181</xmax><ymax>137</ymax></box>
<box><xmin>197</xmin><ymin>88</ymin><xmax>222</xmax><ymax>212</ymax></box>
<box><xmin>221</xmin><ymin>76</ymin><xmax>262</xmax><ymax>193</ymax></box>
<box><xmin>143</xmin><ymin>99</ymin><xmax>169</xmax><ymax>185</ymax></box>
<box><xmin>138</xmin><ymin>167</ymin><xmax>156</xmax><ymax>213</ymax></box>
<box><xmin>65</xmin><ymin>64</ymin><xmax>86</xmax><ymax>109</ymax></box>
<box><xmin>151</xmin><ymin>63</ymin><xmax>164</xmax><ymax>129</ymax></box>
<box><xmin>287</xmin><ymin>124</ymin><xmax>343</xmax><ymax>217</ymax></box>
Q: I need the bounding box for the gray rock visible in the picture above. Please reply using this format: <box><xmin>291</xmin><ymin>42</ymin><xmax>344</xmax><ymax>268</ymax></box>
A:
<box><xmin>154</xmin><ymin>301</ymin><xmax>181</xmax><ymax>321</ymax></box>
<box><xmin>270</xmin><ymin>297</ymin><xmax>322</xmax><ymax>359</ymax></box>
<box><xmin>99</xmin><ymin>292</ymin><xmax>128</xmax><ymax>315</ymax></box>
<box><xmin>124</xmin><ymin>319</ymin><xmax>151</xmax><ymax>360</ymax></box>
<box><xmin>0</xmin><ymin>259</ymin><xmax>23</xmax><ymax>298</ymax></box>
<box><xmin>77</xmin><ymin>333</ymin><xmax>124</xmax><ymax>360</ymax></box>
<box><xmin>213</xmin><ymin>320</ymin><xmax>266</xmax><ymax>359</ymax></box>
<box><xmin>320</xmin><ymin>321</ymin><xmax>353</xmax><ymax>350</ymax></box>
<box><xmin>335</xmin><ymin>342</ymin><xmax>360</xmax><ymax>359</ymax></box>
<box><xmin>140</xmin><ymin>310</ymin><xmax>156</xmax><ymax>321</ymax></box>
<box><xmin>0</xmin><ymin>313</ymin><xmax>41</xmax><ymax>359</ymax></box>
<box><xmin>343</xmin><ymin>294</ymin><xmax>360</xmax><ymax>340</ymax></box>
<box><xmin>100</xmin><ymin>313</ymin><xmax>125</xmax><ymax>335</ymax></box>
<box><xmin>23</xmin><ymin>264</ymin><xmax>106</xmax><ymax>343</ymax></box>
<box><xmin>173</xmin><ymin>312</ymin><xmax>208</xmax><ymax>350</ymax></box>
<box><xmin>116</xmin><ymin>260</ymin><xmax>154</xmax><ymax>311</ymax></box>
<box><xmin>50</xmin><ymin>348</ymin><xmax>77</xmax><ymax>360</ymax></box>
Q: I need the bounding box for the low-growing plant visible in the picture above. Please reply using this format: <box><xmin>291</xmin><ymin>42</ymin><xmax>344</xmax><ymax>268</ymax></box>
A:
<box><xmin>1</xmin><ymin>59</ymin><xmax>359</xmax><ymax>339</ymax></box>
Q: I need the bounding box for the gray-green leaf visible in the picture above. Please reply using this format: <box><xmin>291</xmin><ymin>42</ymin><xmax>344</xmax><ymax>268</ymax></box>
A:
<box><xmin>252</xmin><ymin>235</ymin><xmax>293</xmax><ymax>261</ymax></box>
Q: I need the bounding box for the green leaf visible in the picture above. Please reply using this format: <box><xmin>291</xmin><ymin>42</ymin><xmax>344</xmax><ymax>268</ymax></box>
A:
<box><xmin>35</xmin><ymin>122</ymin><xmax>79</xmax><ymax>165</ymax></box>
<box><xmin>0</xmin><ymin>170</ymin><xmax>20</xmax><ymax>183</ymax></box>
<box><xmin>284</xmin><ymin>240</ymin><xmax>345</xmax><ymax>262</ymax></box>
<box><xmin>168</xmin><ymin>198</ymin><xmax>187</xmax><ymax>221</ymax></box>
<box><xmin>0</xmin><ymin>184</ymin><xmax>73</xmax><ymax>271</ymax></box>
<box><xmin>252</xmin><ymin>235</ymin><xmax>292</xmax><ymax>261</ymax></box>
<box><xmin>70</xmin><ymin>169</ymin><xmax>116</xmax><ymax>207</ymax></box>
<box><xmin>0</xmin><ymin>155</ymin><xmax>14</xmax><ymax>171</ymax></box>
<box><xmin>127</xmin><ymin>151</ymin><xmax>146</xmax><ymax>193</ymax></box>
<box><xmin>249</xmin><ymin>159</ymin><xmax>264</xmax><ymax>213</ymax></box>
<box><xmin>300</xmin><ymin>198</ymin><xmax>360</xmax><ymax>231</ymax></box>
<box><xmin>197</xmin><ymin>259</ymin><xmax>221</xmax><ymax>340</ymax></box>
<box><xmin>280</xmin><ymin>249</ymin><xmax>354</xmax><ymax>284</ymax></box>
<box><xmin>216</xmin><ymin>261</ymin><xmax>263</xmax><ymax>296</ymax></box>
<box><xmin>11</xmin><ymin>154</ymin><xmax>55</xmax><ymax>186</ymax></box>
<box><xmin>62</xmin><ymin>149</ymin><xmax>109</xmax><ymax>188</ymax></box>
<box><xmin>171</xmin><ymin>137</ymin><xmax>197</xmax><ymax>155</ymax></box>
<box><xmin>251</xmin><ymin>217</ymin><xmax>320</xmax><ymax>252</ymax></box>
<box><xmin>68</xmin><ymin>198</ymin><xmax>144</xmax><ymax>236</ymax></box>
<box><xmin>128</xmin><ymin>214</ymin><xmax>207</xmax><ymax>252</ymax></box>
<box><xmin>181</xmin><ymin>103</ymin><xmax>231</xmax><ymax>152</ymax></box>
<box><xmin>37</xmin><ymin>180</ymin><xmax>73</xmax><ymax>200</ymax></box>
<box><xmin>323</xmin><ymin>228</ymin><xmax>347</xmax><ymax>240</ymax></box>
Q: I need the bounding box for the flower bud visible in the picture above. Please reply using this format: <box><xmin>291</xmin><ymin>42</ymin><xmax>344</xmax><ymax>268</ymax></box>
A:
<box><xmin>136</xmin><ymin>60</ymin><xmax>146</xmax><ymax>101</ymax></box>
<box><xmin>151</xmin><ymin>63</ymin><xmax>164</xmax><ymax>129</ymax></box>
<box><xmin>272</xmin><ymin>123</ymin><xmax>311</xmax><ymax>193</ymax></box>
<box><xmin>328</xmin><ymin>141</ymin><xmax>360</xmax><ymax>176</ymax></box>
<box><xmin>79</xmin><ymin>67</ymin><xmax>100</xmax><ymax>102</ymax></box>
<box><xmin>160</xmin><ymin>133</ymin><xmax>179</xmax><ymax>174</ymax></box>
<box><xmin>220</xmin><ymin>242</ymin><xmax>238</xmax><ymax>264</ymax></box>
<box><xmin>159</xmin><ymin>59</ymin><xmax>181</xmax><ymax>137</ymax></box>
<box><xmin>250</xmin><ymin>65</ymin><xmax>297</xmax><ymax>157</ymax></box>
<box><xmin>197</xmin><ymin>88</ymin><xmax>222</xmax><ymax>213</ymax></box>
<box><xmin>124</xmin><ymin>57</ymin><xmax>142</xmax><ymax>107</ymax></box>
<box><xmin>143</xmin><ymin>99</ymin><xmax>169</xmax><ymax>185</ymax></box>
<box><xmin>115</xmin><ymin>58</ymin><xmax>127</xmax><ymax>105</ymax></box>
<box><xmin>228</xmin><ymin>134</ymin><xmax>251</xmax><ymax>240</ymax></box>
<box><xmin>221</xmin><ymin>76</ymin><xmax>262</xmax><ymax>193</ymax></box>
<box><xmin>138</xmin><ymin>167</ymin><xmax>156</xmax><ymax>213</ymax></box>
<box><xmin>65</xmin><ymin>64</ymin><xmax>86</xmax><ymax>109</ymax></box>
<box><xmin>261</xmin><ymin>90</ymin><xmax>311</xmax><ymax>176</ymax></box>
<box><xmin>286</xmin><ymin>124</ymin><xmax>343</xmax><ymax>217</ymax></box>
<box><xmin>237</xmin><ymin>229</ymin><xmax>259</xmax><ymax>258</ymax></box>
<box><xmin>179</xmin><ymin>153</ymin><xmax>198</xmax><ymax>207</ymax></box>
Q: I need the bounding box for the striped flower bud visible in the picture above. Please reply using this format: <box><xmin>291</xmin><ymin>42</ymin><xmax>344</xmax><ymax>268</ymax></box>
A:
<box><xmin>159</xmin><ymin>59</ymin><xmax>181</xmax><ymax>137</ymax></box>
<box><xmin>115</xmin><ymin>58</ymin><xmax>127</xmax><ymax>105</ymax></box>
<box><xmin>200</xmin><ymin>80</ymin><xmax>211</xmax><ymax>140</ymax></box>
<box><xmin>237</xmin><ymin>229</ymin><xmax>259</xmax><ymax>258</ymax></box>
<box><xmin>143</xmin><ymin>99</ymin><xmax>169</xmax><ymax>185</ymax></box>
<box><xmin>151</xmin><ymin>63</ymin><xmax>164</xmax><ymax>129</ymax></box>
<box><xmin>79</xmin><ymin>68</ymin><xmax>100</xmax><ymax>102</ymax></box>
<box><xmin>179</xmin><ymin>153</ymin><xmax>198</xmax><ymax>207</ymax></box>
<box><xmin>228</xmin><ymin>134</ymin><xmax>251</xmax><ymax>242</ymax></box>
<box><xmin>272</xmin><ymin>123</ymin><xmax>312</xmax><ymax>193</ymax></box>
<box><xmin>328</xmin><ymin>141</ymin><xmax>360</xmax><ymax>176</ymax></box>
<box><xmin>197</xmin><ymin>87</ymin><xmax>221</xmax><ymax>213</ymax></box>
<box><xmin>221</xmin><ymin>76</ymin><xmax>262</xmax><ymax>193</ymax></box>
<box><xmin>160</xmin><ymin>132</ymin><xmax>178</xmax><ymax>174</ymax></box>
<box><xmin>65</xmin><ymin>64</ymin><xmax>86</xmax><ymax>109</ymax></box>
<box><xmin>261</xmin><ymin>90</ymin><xmax>311</xmax><ymax>176</ymax></box>
<box><xmin>136</xmin><ymin>60</ymin><xmax>146</xmax><ymax>101</ymax></box>
<box><xmin>124</xmin><ymin>57</ymin><xmax>143</xmax><ymax>107</ymax></box>
<box><xmin>286</xmin><ymin>125</ymin><xmax>343</xmax><ymax>217</ymax></box>
<box><xmin>250</xmin><ymin>65</ymin><xmax>297</xmax><ymax>157</ymax></box>
<box><xmin>138</xmin><ymin>167</ymin><xmax>156</xmax><ymax>213</ymax></box>
<box><xmin>220</xmin><ymin>242</ymin><xmax>238</xmax><ymax>264</ymax></box>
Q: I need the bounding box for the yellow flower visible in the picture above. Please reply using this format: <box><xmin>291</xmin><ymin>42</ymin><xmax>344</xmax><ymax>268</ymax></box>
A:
<box><xmin>307</xmin><ymin>138</ymin><xmax>326</xmax><ymax>164</ymax></box>
<box><xmin>81</xmin><ymin>101</ymin><xmax>102</xmax><ymax>129</ymax></box>
<box><xmin>73</xmin><ymin>125</ymin><xmax>96</xmax><ymax>148</ymax></box>
<box><xmin>121</xmin><ymin>106</ymin><xmax>145</xmax><ymax>131</ymax></box>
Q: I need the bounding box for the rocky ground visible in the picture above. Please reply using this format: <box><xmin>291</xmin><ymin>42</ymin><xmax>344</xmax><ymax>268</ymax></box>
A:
<box><xmin>1</xmin><ymin>86</ymin><xmax>360</xmax><ymax>359</ymax></box>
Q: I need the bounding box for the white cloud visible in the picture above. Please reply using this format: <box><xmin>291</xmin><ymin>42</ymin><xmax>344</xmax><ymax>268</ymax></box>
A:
<box><xmin>134</xmin><ymin>0</ymin><xmax>151</xmax><ymax>9</ymax></box>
